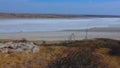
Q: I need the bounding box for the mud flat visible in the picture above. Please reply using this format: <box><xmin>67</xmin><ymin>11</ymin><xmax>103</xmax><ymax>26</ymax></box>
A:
<box><xmin>0</xmin><ymin>31</ymin><xmax>119</xmax><ymax>41</ymax></box>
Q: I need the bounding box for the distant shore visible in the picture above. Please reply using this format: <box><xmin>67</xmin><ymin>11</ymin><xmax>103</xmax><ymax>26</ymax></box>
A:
<box><xmin>0</xmin><ymin>13</ymin><xmax>120</xmax><ymax>18</ymax></box>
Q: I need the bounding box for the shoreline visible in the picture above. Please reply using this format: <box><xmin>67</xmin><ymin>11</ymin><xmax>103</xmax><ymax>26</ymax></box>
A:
<box><xmin>0</xmin><ymin>31</ymin><xmax>119</xmax><ymax>41</ymax></box>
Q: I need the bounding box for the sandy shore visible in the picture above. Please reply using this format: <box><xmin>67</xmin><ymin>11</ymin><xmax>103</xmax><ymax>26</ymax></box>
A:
<box><xmin>0</xmin><ymin>31</ymin><xmax>119</xmax><ymax>42</ymax></box>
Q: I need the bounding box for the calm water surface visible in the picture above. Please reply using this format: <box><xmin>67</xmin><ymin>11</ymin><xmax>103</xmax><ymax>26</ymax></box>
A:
<box><xmin>0</xmin><ymin>18</ymin><xmax>120</xmax><ymax>33</ymax></box>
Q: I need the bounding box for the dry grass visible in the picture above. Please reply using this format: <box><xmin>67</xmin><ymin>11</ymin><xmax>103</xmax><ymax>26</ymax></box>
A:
<box><xmin>96</xmin><ymin>48</ymin><xmax>120</xmax><ymax>68</ymax></box>
<box><xmin>0</xmin><ymin>38</ymin><xmax>119</xmax><ymax>68</ymax></box>
<box><xmin>0</xmin><ymin>44</ymin><xmax>98</xmax><ymax>68</ymax></box>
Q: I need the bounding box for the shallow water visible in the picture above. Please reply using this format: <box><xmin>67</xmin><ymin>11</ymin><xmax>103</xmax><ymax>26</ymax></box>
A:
<box><xmin>0</xmin><ymin>18</ymin><xmax>120</xmax><ymax>33</ymax></box>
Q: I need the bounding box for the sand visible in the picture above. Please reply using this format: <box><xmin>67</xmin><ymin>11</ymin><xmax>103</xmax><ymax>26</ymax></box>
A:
<box><xmin>0</xmin><ymin>31</ymin><xmax>119</xmax><ymax>42</ymax></box>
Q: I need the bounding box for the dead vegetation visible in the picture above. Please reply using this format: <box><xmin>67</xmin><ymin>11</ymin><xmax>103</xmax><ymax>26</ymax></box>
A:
<box><xmin>0</xmin><ymin>38</ymin><xmax>119</xmax><ymax>68</ymax></box>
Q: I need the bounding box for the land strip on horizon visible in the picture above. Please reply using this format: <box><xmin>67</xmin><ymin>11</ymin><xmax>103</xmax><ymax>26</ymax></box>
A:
<box><xmin>0</xmin><ymin>13</ymin><xmax>120</xmax><ymax>18</ymax></box>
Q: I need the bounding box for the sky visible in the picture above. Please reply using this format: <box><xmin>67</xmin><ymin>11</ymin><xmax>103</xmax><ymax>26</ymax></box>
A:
<box><xmin>0</xmin><ymin>0</ymin><xmax>120</xmax><ymax>15</ymax></box>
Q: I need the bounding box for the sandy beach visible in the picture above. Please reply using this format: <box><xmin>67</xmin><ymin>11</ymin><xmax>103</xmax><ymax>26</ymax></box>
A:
<box><xmin>0</xmin><ymin>31</ymin><xmax>119</xmax><ymax>41</ymax></box>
